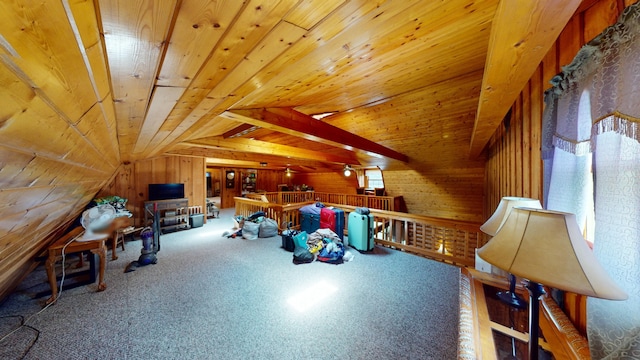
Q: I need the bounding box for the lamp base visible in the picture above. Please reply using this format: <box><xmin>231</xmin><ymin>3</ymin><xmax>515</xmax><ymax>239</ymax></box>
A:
<box><xmin>497</xmin><ymin>290</ymin><xmax>528</xmax><ymax>310</ymax></box>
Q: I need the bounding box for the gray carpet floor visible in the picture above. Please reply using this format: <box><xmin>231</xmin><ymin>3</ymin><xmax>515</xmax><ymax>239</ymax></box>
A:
<box><xmin>0</xmin><ymin>208</ymin><xmax>460</xmax><ymax>360</ymax></box>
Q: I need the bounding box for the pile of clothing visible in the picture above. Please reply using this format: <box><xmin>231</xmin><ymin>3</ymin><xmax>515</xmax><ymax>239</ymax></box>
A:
<box><xmin>293</xmin><ymin>228</ymin><xmax>354</xmax><ymax>265</ymax></box>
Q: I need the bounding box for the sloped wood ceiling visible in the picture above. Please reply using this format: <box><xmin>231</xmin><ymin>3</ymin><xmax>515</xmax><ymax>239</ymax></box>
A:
<box><xmin>92</xmin><ymin>0</ymin><xmax>578</xmax><ymax>171</ymax></box>
<box><xmin>0</xmin><ymin>0</ymin><xmax>583</xmax><ymax>299</ymax></box>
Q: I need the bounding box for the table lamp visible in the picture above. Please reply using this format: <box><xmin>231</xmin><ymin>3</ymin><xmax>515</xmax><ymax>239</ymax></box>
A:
<box><xmin>477</xmin><ymin>208</ymin><xmax>628</xmax><ymax>360</ymax></box>
<box><xmin>480</xmin><ymin>197</ymin><xmax>542</xmax><ymax>309</ymax></box>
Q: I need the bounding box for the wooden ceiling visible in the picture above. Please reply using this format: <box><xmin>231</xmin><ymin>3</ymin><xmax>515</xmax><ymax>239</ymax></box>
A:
<box><xmin>8</xmin><ymin>0</ymin><xmax>582</xmax><ymax>172</ymax></box>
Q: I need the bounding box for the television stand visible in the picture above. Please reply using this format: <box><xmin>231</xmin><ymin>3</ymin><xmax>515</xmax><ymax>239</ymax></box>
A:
<box><xmin>144</xmin><ymin>198</ymin><xmax>190</xmax><ymax>234</ymax></box>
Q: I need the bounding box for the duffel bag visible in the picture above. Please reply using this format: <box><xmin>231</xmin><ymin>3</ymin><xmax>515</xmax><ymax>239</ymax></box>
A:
<box><xmin>259</xmin><ymin>218</ymin><xmax>278</xmax><ymax>238</ymax></box>
<box><xmin>242</xmin><ymin>221</ymin><xmax>260</xmax><ymax>240</ymax></box>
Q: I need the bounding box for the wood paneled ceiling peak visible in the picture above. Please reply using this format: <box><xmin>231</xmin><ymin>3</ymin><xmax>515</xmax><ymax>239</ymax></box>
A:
<box><xmin>183</xmin><ymin>136</ymin><xmax>359</xmax><ymax>165</ymax></box>
<box><xmin>222</xmin><ymin>108</ymin><xmax>409</xmax><ymax>162</ymax></box>
<box><xmin>28</xmin><ymin>0</ymin><xmax>579</xmax><ymax>170</ymax></box>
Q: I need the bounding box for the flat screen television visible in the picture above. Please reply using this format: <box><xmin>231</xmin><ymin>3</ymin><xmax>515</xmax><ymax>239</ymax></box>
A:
<box><xmin>148</xmin><ymin>183</ymin><xmax>185</xmax><ymax>201</ymax></box>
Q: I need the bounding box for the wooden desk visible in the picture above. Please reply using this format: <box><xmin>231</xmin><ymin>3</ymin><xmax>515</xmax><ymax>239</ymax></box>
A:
<box><xmin>45</xmin><ymin>227</ymin><xmax>106</xmax><ymax>305</ymax></box>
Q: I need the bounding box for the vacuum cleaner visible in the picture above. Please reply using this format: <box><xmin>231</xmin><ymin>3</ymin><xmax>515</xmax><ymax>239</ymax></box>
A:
<box><xmin>125</xmin><ymin>204</ymin><xmax>161</xmax><ymax>272</ymax></box>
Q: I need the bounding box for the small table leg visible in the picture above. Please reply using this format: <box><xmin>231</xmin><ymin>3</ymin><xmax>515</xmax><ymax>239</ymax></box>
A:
<box><xmin>111</xmin><ymin>231</ymin><xmax>119</xmax><ymax>261</ymax></box>
<box><xmin>92</xmin><ymin>244</ymin><xmax>107</xmax><ymax>292</ymax></box>
<box><xmin>45</xmin><ymin>254</ymin><xmax>58</xmax><ymax>305</ymax></box>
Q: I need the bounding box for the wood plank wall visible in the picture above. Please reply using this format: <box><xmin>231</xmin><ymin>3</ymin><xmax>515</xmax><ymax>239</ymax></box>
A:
<box><xmin>255</xmin><ymin>169</ymin><xmax>289</xmax><ymax>194</ymax></box>
<box><xmin>483</xmin><ymin>0</ymin><xmax>631</xmax><ymax>335</ymax></box>
<box><xmin>384</xmin><ymin>169</ymin><xmax>485</xmax><ymax>223</ymax></box>
<box><xmin>293</xmin><ymin>172</ymin><xmax>359</xmax><ymax>195</ymax></box>
<box><xmin>97</xmin><ymin>156</ymin><xmax>206</xmax><ymax>227</ymax></box>
<box><xmin>0</xmin><ymin>0</ymin><xmax>120</xmax><ymax>301</ymax></box>
<box><xmin>216</xmin><ymin>168</ymin><xmax>289</xmax><ymax>209</ymax></box>
<box><xmin>287</xmin><ymin>169</ymin><xmax>483</xmax><ymax>223</ymax></box>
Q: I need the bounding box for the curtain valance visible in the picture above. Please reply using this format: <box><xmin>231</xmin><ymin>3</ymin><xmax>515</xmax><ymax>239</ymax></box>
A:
<box><xmin>542</xmin><ymin>2</ymin><xmax>640</xmax><ymax>158</ymax></box>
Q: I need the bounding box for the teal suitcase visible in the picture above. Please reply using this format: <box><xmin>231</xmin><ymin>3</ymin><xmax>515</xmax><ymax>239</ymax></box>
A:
<box><xmin>348</xmin><ymin>212</ymin><xmax>374</xmax><ymax>251</ymax></box>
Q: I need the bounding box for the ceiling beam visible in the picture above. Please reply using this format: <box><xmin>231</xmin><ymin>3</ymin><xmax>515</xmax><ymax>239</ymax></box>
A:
<box><xmin>167</xmin><ymin>146</ymin><xmax>335</xmax><ymax>169</ymax></box>
<box><xmin>183</xmin><ymin>137</ymin><xmax>359</xmax><ymax>165</ymax></box>
<box><xmin>468</xmin><ymin>0</ymin><xmax>582</xmax><ymax>159</ymax></box>
<box><xmin>222</xmin><ymin>123</ymin><xmax>260</xmax><ymax>139</ymax></box>
<box><xmin>222</xmin><ymin>108</ymin><xmax>409</xmax><ymax>162</ymax></box>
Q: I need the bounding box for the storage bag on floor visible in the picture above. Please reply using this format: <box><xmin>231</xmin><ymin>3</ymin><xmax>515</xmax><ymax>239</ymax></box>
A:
<box><xmin>259</xmin><ymin>218</ymin><xmax>278</xmax><ymax>238</ymax></box>
<box><xmin>281</xmin><ymin>230</ymin><xmax>296</xmax><ymax>252</ymax></box>
<box><xmin>242</xmin><ymin>221</ymin><xmax>260</xmax><ymax>240</ymax></box>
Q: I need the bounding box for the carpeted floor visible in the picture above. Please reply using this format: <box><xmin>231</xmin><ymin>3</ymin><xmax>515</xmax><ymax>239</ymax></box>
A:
<box><xmin>0</xmin><ymin>209</ymin><xmax>461</xmax><ymax>360</ymax></box>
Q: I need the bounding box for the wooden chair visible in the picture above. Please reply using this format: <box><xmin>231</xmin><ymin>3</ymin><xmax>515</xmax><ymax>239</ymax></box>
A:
<box><xmin>374</xmin><ymin>188</ymin><xmax>385</xmax><ymax>196</ymax></box>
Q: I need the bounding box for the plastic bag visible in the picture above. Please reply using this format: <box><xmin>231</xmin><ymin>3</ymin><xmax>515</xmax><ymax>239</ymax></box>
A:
<box><xmin>242</xmin><ymin>221</ymin><xmax>260</xmax><ymax>240</ymax></box>
<box><xmin>259</xmin><ymin>218</ymin><xmax>278</xmax><ymax>238</ymax></box>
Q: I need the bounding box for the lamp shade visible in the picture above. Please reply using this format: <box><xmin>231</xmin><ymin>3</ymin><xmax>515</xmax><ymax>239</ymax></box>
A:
<box><xmin>480</xmin><ymin>197</ymin><xmax>542</xmax><ymax>236</ymax></box>
<box><xmin>477</xmin><ymin>208</ymin><xmax>628</xmax><ymax>300</ymax></box>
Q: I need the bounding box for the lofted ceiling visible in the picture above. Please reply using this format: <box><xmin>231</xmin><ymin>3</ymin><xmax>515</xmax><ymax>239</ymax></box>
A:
<box><xmin>97</xmin><ymin>0</ymin><xmax>579</xmax><ymax>172</ymax></box>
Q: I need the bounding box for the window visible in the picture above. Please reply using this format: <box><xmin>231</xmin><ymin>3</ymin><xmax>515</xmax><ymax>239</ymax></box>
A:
<box><xmin>365</xmin><ymin>168</ymin><xmax>384</xmax><ymax>189</ymax></box>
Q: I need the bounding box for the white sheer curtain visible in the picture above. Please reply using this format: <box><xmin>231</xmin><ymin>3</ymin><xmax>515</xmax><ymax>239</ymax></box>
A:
<box><xmin>546</xmin><ymin>90</ymin><xmax>595</xmax><ymax>238</ymax></box>
<box><xmin>542</xmin><ymin>3</ymin><xmax>640</xmax><ymax>358</ymax></box>
<box><xmin>588</xmin><ymin>132</ymin><xmax>640</xmax><ymax>359</ymax></box>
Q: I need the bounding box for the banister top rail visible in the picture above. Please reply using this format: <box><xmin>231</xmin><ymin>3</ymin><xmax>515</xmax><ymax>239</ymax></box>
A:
<box><xmin>242</xmin><ymin>191</ymin><xmax>399</xmax><ymax>211</ymax></box>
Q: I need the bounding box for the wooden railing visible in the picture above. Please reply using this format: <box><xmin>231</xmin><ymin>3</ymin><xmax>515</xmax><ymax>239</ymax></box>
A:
<box><xmin>244</xmin><ymin>191</ymin><xmax>401</xmax><ymax>211</ymax></box>
<box><xmin>459</xmin><ymin>268</ymin><xmax>590</xmax><ymax>359</ymax></box>
<box><xmin>234</xmin><ymin>197</ymin><xmax>481</xmax><ymax>267</ymax></box>
<box><xmin>335</xmin><ymin>204</ymin><xmax>481</xmax><ymax>267</ymax></box>
<box><xmin>233</xmin><ymin>197</ymin><xmax>289</xmax><ymax>226</ymax></box>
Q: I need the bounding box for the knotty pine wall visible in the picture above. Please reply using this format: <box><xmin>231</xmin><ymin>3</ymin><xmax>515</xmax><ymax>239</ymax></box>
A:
<box><xmin>217</xmin><ymin>168</ymin><xmax>289</xmax><ymax>209</ymax></box>
<box><xmin>97</xmin><ymin>156</ymin><xmax>206</xmax><ymax>227</ymax></box>
<box><xmin>255</xmin><ymin>169</ymin><xmax>290</xmax><ymax>194</ymax></box>
<box><xmin>483</xmin><ymin>0</ymin><xmax>632</xmax><ymax>335</ymax></box>
<box><xmin>292</xmin><ymin>172</ymin><xmax>359</xmax><ymax>195</ymax></box>
<box><xmin>284</xmin><ymin>169</ymin><xmax>483</xmax><ymax>222</ymax></box>
<box><xmin>384</xmin><ymin>168</ymin><xmax>484</xmax><ymax>223</ymax></box>
<box><xmin>0</xmin><ymin>0</ymin><xmax>120</xmax><ymax>301</ymax></box>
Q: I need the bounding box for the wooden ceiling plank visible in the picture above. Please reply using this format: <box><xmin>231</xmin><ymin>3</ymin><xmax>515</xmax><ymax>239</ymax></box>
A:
<box><xmin>323</xmin><ymin>71</ymin><xmax>485</xmax><ymax>169</ymax></box>
<box><xmin>275</xmin><ymin>21</ymin><xmax>494</xmax><ymax>114</ymax></box>
<box><xmin>64</xmin><ymin>0</ymin><xmax>122</xmax><ymax>166</ymax></box>
<box><xmin>224</xmin><ymin>108</ymin><xmax>409</xmax><ymax>162</ymax></box>
<box><xmin>141</xmin><ymin>0</ymin><xmax>300</xmax><ymax>157</ymax></box>
<box><xmin>469</xmin><ymin>0</ymin><xmax>582</xmax><ymax>159</ymax></box>
<box><xmin>234</xmin><ymin>0</ymin><xmax>432</xmax><ymax>111</ymax></box>
<box><xmin>143</xmin><ymin>0</ymin><xmax>397</xmax><ymax>154</ymax></box>
<box><xmin>100</xmin><ymin>0</ymin><xmax>178</xmax><ymax>161</ymax></box>
<box><xmin>206</xmin><ymin>21</ymin><xmax>307</xmax><ymax>100</ymax></box>
<box><xmin>156</xmin><ymin>0</ymin><xmax>245</xmax><ymax>88</ymax></box>
<box><xmin>0</xmin><ymin>61</ymin><xmax>113</xmax><ymax>173</ymax></box>
<box><xmin>184</xmin><ymin>137</ymin><xmax>358</xmax><ymax>165</ymax></box>
<box><xmin>0</xmin><ymin>0</ymin><xmax>121</xmax><ymax>170</ymax></box>
<box><xmin>146</xmin><ymin>23</ymin><xmax>307</xmax><ymax>152</ymax></box>
<box><xmin>283</xmin><ymin>0</ymin><xmax>348</xmax><ymax>30</ymax></box>
<box><xmin>133</xmin><ymin>86</ymin><xmax>185</xmax><ymax>154</ymax></box>
<box><xmin>64</xmin><ymin>0</ymin><xmax>111</xmax><ymax>100</ymax></box>
<box><xmin>75</xmin><ymin>103</ymin><xmax>120</xmax><ymax>166</ymax></box>
<box><xmin>0</xmin><ymin>1</ymin><xmax>97</xmax><ymax>124</ymax></box>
